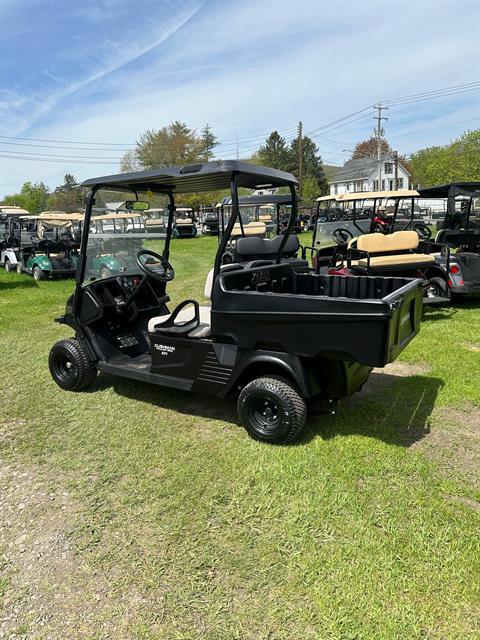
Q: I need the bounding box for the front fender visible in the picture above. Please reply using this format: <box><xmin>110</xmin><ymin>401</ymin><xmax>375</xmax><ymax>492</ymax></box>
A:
<box><xmin>32</xmin><ymin>255</ymin><xmax>52</xmax><ymax>270</ymax></box>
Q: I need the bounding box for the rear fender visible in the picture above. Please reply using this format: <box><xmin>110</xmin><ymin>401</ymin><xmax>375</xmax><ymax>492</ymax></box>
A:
<box><xmin>224</xmin><ymin>351</ymin><xmax>315</xmax><ymax>398</ymax></box>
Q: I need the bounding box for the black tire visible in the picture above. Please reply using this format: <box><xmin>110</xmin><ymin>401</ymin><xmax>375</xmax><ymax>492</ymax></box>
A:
<box><xmin>16</xmin><ymin>263</ymin><xmax>23</xmax><ymax>274</ymax></box>
<box><xmin>4</xmin><ymin>259</ymin><xmax>13</xmax><ymax>272</ymax></box>
<box><xmin>237</xmin><ymin>377</ymin><xmax>307</xmax><ymax>444</ymax></box>
<box><xmin>33</xmin><ymin>266</ymin><xmax>47</xmax><ymax>281</ymax></box>
<box><xmin>49</xmin><ymin>338</ymin><xmax>97</xmax><ymax>391</ymax></box>
<box><xmin>425</xmin><ymin>276</ymin><xmax>449</xmax><ymax>300</ymax></box>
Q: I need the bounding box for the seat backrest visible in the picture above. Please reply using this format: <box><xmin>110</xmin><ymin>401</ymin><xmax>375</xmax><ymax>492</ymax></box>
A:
<box><xmin>356</xmin><ymin>230</ymin><xmax>418</xmax><ymax>254</ymax></box>
<box><xmin>176</xmin><ymin>218</ymin><xmax>193</xmax><ymax>225</ymax></box>
<box><xmin>231</xmin><ymin>221</ymin><xmax>266</xmax><ymax>237</ymax></box>
<box><xmin>235</xmin><ymin>234</ymin><xmax>300</xmax><ymax>259</ymax></box>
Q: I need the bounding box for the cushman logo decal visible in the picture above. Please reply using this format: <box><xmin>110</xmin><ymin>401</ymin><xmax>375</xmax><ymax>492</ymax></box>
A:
<box><xmin>154</xmin><ymin>344</ymin><xmax>176</xmax><ymax>356</ymax></box>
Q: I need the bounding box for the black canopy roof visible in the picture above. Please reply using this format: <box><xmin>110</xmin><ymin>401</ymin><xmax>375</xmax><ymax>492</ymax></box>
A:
<box><xmin>82</xmin><ymin>161</ymin><xmax>298</xmax><ymax>195</ymax></box>
<box><xmin>418</xmin><ymin>182</ymin><xmax>480</xmax><ymax>198</ymax></box>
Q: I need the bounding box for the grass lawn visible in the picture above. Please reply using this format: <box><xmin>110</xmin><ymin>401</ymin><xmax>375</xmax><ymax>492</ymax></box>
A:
<box><xmin>0</xmin><ymin>235</ymin><xmax>479</xmax><ymax>640</ymax></box>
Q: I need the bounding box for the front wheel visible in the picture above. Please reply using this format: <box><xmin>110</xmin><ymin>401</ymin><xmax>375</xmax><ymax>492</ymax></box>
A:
<box><xmin>425</xmin><ymin>276</ymin><xmax>449</xmax><ymax>301</ymax></box>
<box><xmin>237</xmin><ymin>377</ymin><xmax>307</xmax><ymax>444</ymax></box>
<box><xmin>33</xmin><ymin>266</ymin><xmax>47</xmax><ymax>280</ymax></box>
<box><xmin>4</xmin><ymin>259</ymin><xmax>14</xmax><ymax>272</ymax></box>
<box><xmin>49</xmin><ymin>338</ymin><xmax>98</xmax><ymax>391</ymax></box>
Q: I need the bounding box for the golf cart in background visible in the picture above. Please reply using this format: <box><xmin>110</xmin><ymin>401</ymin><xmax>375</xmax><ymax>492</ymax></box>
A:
<box><xmin>16</xmin><ymin>212</ymin><xmax>83</xmax><ymax>280</ymax></box>
<box><xmin>200</xmin><ymin>207</ymin><xmax>219</xmax><ymax>235</ymax></box>
<box><xmin>418</xmin><ymin>182</ymin><xmax>480</xmax><ymax>297</ymax></box>
<box><xmin>0</xmin><ymin>206</ymin><xmax>31</xmax><ymax>271</ymax></box>
<box><xmin>88</xmin><ymin>212</ymin><xmax>151</xmax><ymax>279</ymax></box>
<box><xmin>173</xmin><ymin>207</ymin><xmax>197</xmax><ymax>238</ymax></box>
<box><xmin>49</xmin><ymin>161</ymin><xmax>423</xmax><ymax>444</ymax></box>
<box><xmin>218</xmin><ymin>194</ymin><xmax>307</xmax><ymax>267</ymax></box>
<box><xmin>307</xmin><ymin>191</ymin><xmax>450</xmax><ymax>305</ymax></box>
<box><xmin>144</xmin><ymin>208</ymin><xmax>167</xmax><ymax>234</ymax></box>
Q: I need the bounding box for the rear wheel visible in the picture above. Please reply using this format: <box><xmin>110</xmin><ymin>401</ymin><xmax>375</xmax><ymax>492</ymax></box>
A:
<box><xmin>4</xmin><ymin>259</ymin><xmax>13</xmax><ymax>272</ymax></box>
<box><xmin>49</xmin><ymin>338</ymin><xmax>97</xmax><ymax>391</ymax></box>
<box><xmin>33</xmin><ymin>266</ymin><xmax>47</xmax><ymax>280</ymax></box>
<box><xmin>425</xmin><ymin>276</ymin><xmax>449</xmax><ymax>300</ymax></box>
<box><xmin>237</xmin><ymin>377</ymin><xmax>307</xmax><ymax>444</ymax></box>
<box><xmin>16</xmin><ymin>263</ymin><xmax>23</xmax><ymax>274</ymax></box>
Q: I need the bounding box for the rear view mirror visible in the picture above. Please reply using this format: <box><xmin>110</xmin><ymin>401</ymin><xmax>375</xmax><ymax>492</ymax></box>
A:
<box><xmin>125</xmin><ymin>200</ymin><xmax>150</xmax><ymax>211</ymax></box>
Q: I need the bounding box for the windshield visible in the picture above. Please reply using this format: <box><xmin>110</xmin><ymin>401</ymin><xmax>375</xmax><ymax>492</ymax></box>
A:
<box><xmin>84</xmin><ymin>225</ymin><xmax>167</xmax><ymax>285</ymax></box>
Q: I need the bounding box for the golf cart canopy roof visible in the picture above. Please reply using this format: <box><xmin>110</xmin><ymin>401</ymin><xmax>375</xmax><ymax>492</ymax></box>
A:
<box><xmin>93</xmin><ymin>212</ymin><xmax>143</xmax><ymax>221</ymax></box>
<box><xmin>81</xmin><ymin>161</ymin><xmax>298</xmax><ymax>195</ymax></box>
<box><xmin>315</xmin><ymin>195</ymin><xmax>337</xmax><ymax>202</ymax></box>
<box><xmin>0</xmin><ymin>206</ymin><xmax>31</xmax><ymax>215</ymax></box>
<box><xmin>417</xmin><ymin>182</ymin><xmax>480</xmax><ymax>198</ymax></box>
<box><xmin>38</xmin><ymin>212</ymin><xmax>84</xmax><ymax>221</ymax></box>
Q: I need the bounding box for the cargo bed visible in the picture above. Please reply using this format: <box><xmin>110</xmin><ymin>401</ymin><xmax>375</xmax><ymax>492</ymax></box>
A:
<box><xmin>212</xmin><ymin>263</ymin><xmax>423</xmax><ymax>368</ymax></box>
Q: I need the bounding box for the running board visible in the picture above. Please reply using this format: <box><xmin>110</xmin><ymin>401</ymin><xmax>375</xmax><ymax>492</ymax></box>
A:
<box><xmin>97</xmin><ymin>361</ymin><xmax>193</xmax><ymax>391</ymax></box>
<box><xmin>424</xmin><ymin>296</ymin><xmax>451</xmax><ymax>306</ymax></box>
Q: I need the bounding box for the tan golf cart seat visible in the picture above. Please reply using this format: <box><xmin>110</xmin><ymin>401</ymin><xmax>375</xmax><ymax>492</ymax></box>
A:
<box><xmin>350</xmin><ymin>231</ymin><xmax>435</xmax><ymax>270</ymax></box>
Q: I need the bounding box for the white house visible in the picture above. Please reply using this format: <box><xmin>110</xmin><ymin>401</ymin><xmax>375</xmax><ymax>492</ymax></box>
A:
<box><xmin>329</xmin><ymin>153</ymin><xmax>410</xmax><ymax>196</ymax></box>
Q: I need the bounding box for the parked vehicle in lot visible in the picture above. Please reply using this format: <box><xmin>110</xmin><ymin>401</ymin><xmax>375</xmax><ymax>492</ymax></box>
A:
<box><xmin>173</xmin><ymin>207</ymin><xmax>197</xmax><ymax>238</ymax></box>
<box><xmin>49</xmin><ymin>161</ymin><xmax>423</xmax><ymax>444</ymax></box>
<box><xmin>0</xmin><ymin>206</ymin><xmax>31</xmax><ymax>271</ymax></box>
<box><xmin>418</xmin><ymin>182</ymin><xmax>480</xmax><ymax>297</ymax></box>
<box><xmin>201</xmin><ymin>209</ymin><xmax>219</xmax><ymax>235</ymax></box>
<box><xmin>333</xmin><ymin>230</ymin><xmax>451</xmax><ymax>304</ymax></box>
<box><xmin>15</xmin><ymin>212</ymin><xmax>83</xmax><ymax>280</ymax></box>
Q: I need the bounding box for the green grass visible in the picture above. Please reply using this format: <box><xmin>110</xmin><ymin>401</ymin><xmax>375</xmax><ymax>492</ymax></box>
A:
<box><xmin>1</xmin><ymin>235</ymin><xmax>479</xmax><ymax>639</ymax></box>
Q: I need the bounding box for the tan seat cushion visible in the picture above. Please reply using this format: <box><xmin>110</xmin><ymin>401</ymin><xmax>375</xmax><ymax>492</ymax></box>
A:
<box><xmin>231</xmin><ymin>221</ymin><xmax>266</xmax><ymax>237</ymax></box>
<box><xmin>176</xmin><ymin>218</ymin><xmax>193</xmax><ymax>225</ymax></box>
<box><xmin>357</xmin><ymin>253</ymin><xmax>435</xmax><ymax>268</ymax></box>
<box><xmin>356</xmin><ymin>230</ymin><xmax>419</xmax><ymax>253</ymax></box>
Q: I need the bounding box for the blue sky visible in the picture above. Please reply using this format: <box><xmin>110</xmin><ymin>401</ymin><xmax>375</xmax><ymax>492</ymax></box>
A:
<box><xmin>0</xmin><ymin>0</ymin><xmax>479</xmax><ymax>196</ymax></box>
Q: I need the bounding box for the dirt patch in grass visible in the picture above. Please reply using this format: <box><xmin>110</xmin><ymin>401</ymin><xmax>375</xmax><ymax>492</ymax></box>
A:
<box><xmin>0</xmin><ymin>462</ymin><xmax>158</xmax><ymax>639</ymax></box>
<box><xmin>462</xmin><ymin>342</ymin><xmax>480</xmax><ymax>352</ymax></box>
<box><xmin>411</xmin><ymin>404</ymin><xmax>480</xmax><ymax>486</ymax></box>
<box><xmin>446</xmin><ymin>495</ymin><xmax>480</xmax><ymax>512</ymax></box>
<box><xmin>361</xmin><ymin>361</ymin><xmax>432</xmax><ymax>397</ymax></box>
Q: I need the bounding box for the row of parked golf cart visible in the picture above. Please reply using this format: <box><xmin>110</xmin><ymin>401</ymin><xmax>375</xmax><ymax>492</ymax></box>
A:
<box><xmin>28</xmin><ymin>162</ymin><xmax>475</xmax><ymax>446</ymax></box>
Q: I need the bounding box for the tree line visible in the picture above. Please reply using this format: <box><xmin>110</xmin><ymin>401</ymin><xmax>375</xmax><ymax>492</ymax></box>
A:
<box><xmin>2</xmin><ymin>126</ymin><xmax>478</xmax><ymax>213</ymax></box>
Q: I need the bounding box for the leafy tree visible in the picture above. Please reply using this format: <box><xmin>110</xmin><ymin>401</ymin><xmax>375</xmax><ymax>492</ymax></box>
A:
<box><xmin>121</xmin><ymin>121</ymin><xmax>216</xmax><ymax>171</ymax></box>
<box><xmin>288</xmin><ymin>135</ymin><xmax>329</xmax><ymax>197</ymax></box>
<box><xmin>47</xmin><ymin>174</ymin><xmax>84</xmax><ymax>212</ymax></box>
<box><xmin>258</xmin><ymin>131</ymin><xmax>290</xmax><ymax>170</ymax></box>
<box><xmin>410</xmin><ymin>129</ymin><xmax>480</xmax><ymax>186</ymax></box>
<box><xmin>352</xmin><ymin>136</ymin><xmax>392</xmax><ymax>159</ymax></box>
<box><xmin>200</xmin><ymin>124</ymin><xmax>219</xmax><ymax>161</ymax></box>
<box><xmin>3</xmin><ymin>181</ymin><xmax>50</xmax><ymax>213</ymax></box>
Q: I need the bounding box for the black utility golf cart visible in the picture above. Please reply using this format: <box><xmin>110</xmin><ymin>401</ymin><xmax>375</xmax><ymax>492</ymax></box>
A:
<box><xmin>417</xmin><ymin>182</ymin><xmax>480</xmax><ymax>297</ymax></box>
<box><xmin>49</xmin><ymin>161</ymin><xmax>424</xmax><ymax>444</ymax></box>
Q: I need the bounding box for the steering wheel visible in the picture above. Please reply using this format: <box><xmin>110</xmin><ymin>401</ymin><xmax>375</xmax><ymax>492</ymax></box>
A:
<box><xmin>136</xmin><ymin>249</ymin><xmax>175</xmax><ymax>282</ymax></box>
<box><xmin>332</xmin><ymin>228</ymin><xmax>353</xmax><ymax>245</ymax></box>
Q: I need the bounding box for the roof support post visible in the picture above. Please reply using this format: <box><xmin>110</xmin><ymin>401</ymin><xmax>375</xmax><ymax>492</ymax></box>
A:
<box><xmin>163</xmin><ymin>193</ymin><xmax>175</xmax><ymax>261</ymax></box>
<box><xmin>214</xmin><ymin>172</ymin><xmax>240</xmax><ymax>279</ymax></box>
<box><xmin>72</xmin><ymin>185</ymin><xmax>99</xmax><ymax>316</ymax></box>
<box><xmin>276</xmin><ymin>184</ymin><xmax>297</xmax><ymax>264</ymax></box>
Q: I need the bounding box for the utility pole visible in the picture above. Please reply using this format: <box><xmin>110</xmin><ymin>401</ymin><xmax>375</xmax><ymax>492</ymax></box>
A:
<box><xmin>298</xmin><ymin>121</ymin><xmax>303</xmax><ymax>196</ymax></box>
<box><xmin>394</xmin><ymin>150</ymin><xmax>399</xmax><ymax>190</ymax></box>
<box><xmin>373</xmin><ymin>103</ymin><xmax>388</xmax><ymax>191</ymax></box>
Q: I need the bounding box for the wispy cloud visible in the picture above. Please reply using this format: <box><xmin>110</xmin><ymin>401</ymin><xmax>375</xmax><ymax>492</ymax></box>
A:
<box><xmin>0</xmin><ymin>0</ymin><xmax>203</xmax><ymax>136</ymax></box>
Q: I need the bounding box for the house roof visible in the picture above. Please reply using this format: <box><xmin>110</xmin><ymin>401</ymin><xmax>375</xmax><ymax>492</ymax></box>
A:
<box><xmin>330</xmin><ymin>153</ymin><xmax>410</xmax><ymax>183</ymax></box>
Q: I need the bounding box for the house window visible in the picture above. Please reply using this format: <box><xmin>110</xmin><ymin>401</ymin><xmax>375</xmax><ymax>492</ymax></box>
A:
<box><xmin>398</xmin><ymin>177</ymin><xmax>404</xmax><ymax>189</ymax></box>
<box><xmin>389</xmin><ymin>179</ymin><xmax>394</xmax><ymax>191</ymax></box>
<box><xmin>373</xmin><ymin>180</ymin><xmax>379</xmax><ymax>191</ymax></box>
<box><xmin>334</xmin><ymin>184</ymin><xmax>338</xmax><ymax>195</ymax></box>
<box><xmin>355</xmin><ymin>181</ymin><xmax>363</xmax><ymax>192</ymax></box>
<box><xmin>346</xmin><ymin>183</ymin><xmax>350</xmax><ymax>192</ymax></box>
<box><xmin>381</xmin><ymin>179</ymin><xmax>386</xmax><ymax>190</ymax></box>
<box><xmin>384</xmin><ymin>162</ymin><xmax>393</xmax><ymax>174</ymax></box>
